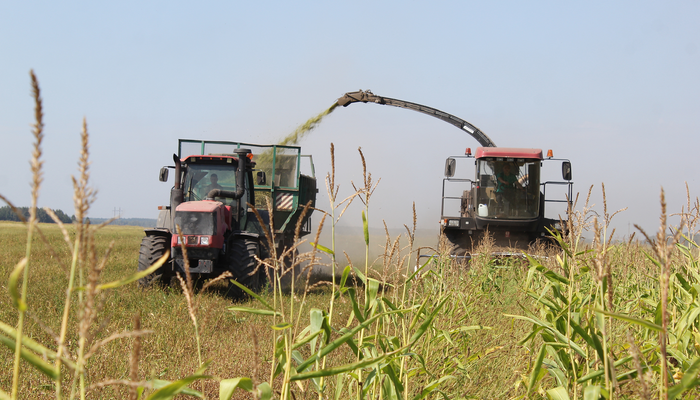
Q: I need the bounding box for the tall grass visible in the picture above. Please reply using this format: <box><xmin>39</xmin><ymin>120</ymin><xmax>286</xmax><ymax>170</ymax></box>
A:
<box><xmin>1</xmin><ymin>72</ymin><xmax>197</xmax><ymax>400</ymax></box>
<box><xmin>224</xmin><ymin>144</ymin><xmax>500</xmax><ymax>400</ymax></box>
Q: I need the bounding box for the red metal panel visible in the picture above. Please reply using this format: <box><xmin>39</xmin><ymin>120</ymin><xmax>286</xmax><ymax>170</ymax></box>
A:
<box><xmin>181</xmin><ymin>155</ymin><xmax>238</xmax><ymax>162</ymax></box>
<box><xmin>475</xmin><ymin>147</ymin><xmax>543</xmax><ymax>159</ymax></box>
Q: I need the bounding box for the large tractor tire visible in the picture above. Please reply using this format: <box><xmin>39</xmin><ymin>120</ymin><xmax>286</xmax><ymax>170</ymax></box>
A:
<box><xmin>137</xmin><ymin>235</ymin><xmax>172</xmax><ymax>288</ymax></box>
<box><xmin>225</xmin><ymin>237</ymin><xmax>262</xmax><ymax>298</ymax></box>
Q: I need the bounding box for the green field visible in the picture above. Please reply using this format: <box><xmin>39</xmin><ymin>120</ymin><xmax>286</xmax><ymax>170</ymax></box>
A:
<box><xmin>3</xmin><ymin>208</ymin><xmax>700</xmax><ymax>400</ymax></box>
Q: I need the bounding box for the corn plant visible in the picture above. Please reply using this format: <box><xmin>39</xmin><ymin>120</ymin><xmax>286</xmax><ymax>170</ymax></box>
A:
<box><xmin>512</xmin><ymin>187</ymin><xmax>700</xmax><ymax>400</ymax></box>
<box><xmin>224</xmin><ymin>145</ymin><xmax>490</xmax><ymax>399</ymax></box>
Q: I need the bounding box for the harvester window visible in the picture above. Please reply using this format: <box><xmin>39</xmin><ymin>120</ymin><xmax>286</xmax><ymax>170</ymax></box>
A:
<box><xmin>475</xmin><ymin>159</ymin><xmax>540</xmax><ymax>219</ymax></box>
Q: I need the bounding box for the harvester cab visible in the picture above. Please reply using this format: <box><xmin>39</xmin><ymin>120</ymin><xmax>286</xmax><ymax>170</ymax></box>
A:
<box><xmin>337</xmin><ymin>89</ymin><xmax>573</xmax><ymax>253</ymax></box>
<box><xmin>138</xmin><ymin>139</ymin><xmax>317</xmax><ymax>296</ymax></box>
<box><xmin>441</xmin><ymin>147</ymin><xmax>573</xmax><ymax>253</ymax></box>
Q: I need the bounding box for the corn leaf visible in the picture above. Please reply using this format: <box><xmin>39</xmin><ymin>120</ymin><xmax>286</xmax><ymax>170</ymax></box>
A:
<box><xmin>0</xmin><ymin>389</ymin><xmax>10</xmax><ymax>400</ymax></box>
<box><xmin>594</xmin><ymin>309</ymin><xmax>663</xmax><ymax>332</ymax></box>
<box><xmin>227</xmin><ymin>306</ymin><xmax>279</xmax><ymax>317</ymax></box>
<box><xmin>228</xmin><ymin>279</ymin><xmax>275</xmax><ymax>311</ymax></box>
<box><xmin>409</xmin><ymin>297</ymin><xmax>430</xmax><ymax>332</ymax></box>
<box><xmin>145</xmin><ymin>374</ymin><xmax>209</xmax><ymax>400</ymax></box>
<box><xmin>271</xmin><ymin>323</ymin><xmax>292</xmax><ymax>331</ymax></box>
<box><xmin>347</xmin><ymin>288</ymin><xmax>365</xmax><ymax>323</ymax></box>
<box><xmin>309</xmin><ymin>308</ymin><xmax>324</xmax><ymax>352</ymax></box>
<box><xmin>406</xmin><ymin>256</ymin><xmax>432</xmax><ymax>283</ymax></box>
<box><xmin>409</xmin><ymin>296</ymin><xmax>449</xmax><ymax>345</ymax></box>
<box><xmin>339</xmin><ymin>265</ymin><xmax>351</xmax><ymax>290</ymax></box>
<box><xmin>310</xmin><ymin>242</ymin><xmax>334</xmax><ymax>255</ymax></box>
<box><xmin>296</xmin><ymin>310</ymin><xmax>397</xmax><ymax>372</ymax></box>
<box><xmin>149</xmin><ymin>379</ymin><xmax>202</xmax><ymax>397</ymax></box>
<box><xmin>528</xmin><ymin>345</ymin><xmax>547</xmax><ymax>395</ymax></box>
<box><xmin>8</xmin><ymin>258</ymin><xmax>27</xmax><ymax>311</ymax></box>
<box><xmin>669</xmin><ymin>357</ymin><xmax>700</xmax><ymax>400</ymax></box>
<box><xmin>292</xmin><ymin>352</ymin><xmax>391</xmax><ymax>380</ymax></box>
<box><xmin>546</xmin><ymin>386</ymin><xmax>571</xmax><ymax>400</ymax></box>
<box><xmin>504</xmin><ymin>314</ymin><xmax>586</xmax><ymax>357</ymax></box>
<box><xmin>292</xmin><ymin>330</ymin><xmax>322</xmax><ymax>350</ymax></box>
<box><xmin>98</xmin><ymin>251</ymin><xmax>169</xmax><ymax>290</ymax></box>
<box><xmin>362</xmin><ymin>210</ymin><xmax>369</xmax><ymax>246</ymax></box>
<box><xmin>583</xmin><ymin>385</ymin><xmax>601</xmax><ymax>400</ymax></box>
<box><xmin>0</xmin><ymin>321</ymin><xmax>75</xmax><ymax>369</ymax></box>
<box><xmin>352</xmin><ymin>266</ymin><xmax>367</xmax><ymax>285</ymax></box>
<box><xmin>577</xmin><ymin>356</ymin><xmax>633</xmax><ymax>383</ymax></box>
<box><xmin>535</xmin><ymin>264</ymin><xmax>570</xmax><ymax>285</ymax></box>
<box><xmin>219</xmin><ymin>377</ymin><xmax>253</xmax><ymax>400</ymax></box>
<box><xmin>382</xmin><ymin>363</ymin><xmax>405</xmax><ymax>395</ymax></box>
<box><xmin>257</xmin><ymin>382</ymin><xmax>272</xmax><ymax>400</ymax></box>
<box><xmin>411</xmin><ymin>375</ymin><xmax>454</xmax><ymax>400</ymax></box>
<box><xmin>365</xmin><ymin>278</ymin><xmax>380</xmax><ymax>312</ymax></box>
<box><xmin>569</xmin><ymin>320</ymin><xmax>604</xmax><ymax>365</ymax></box>
<box><xmin>0</xmin><ymin>333</ymin><xmax>58</xmax><ymax>380</ymax></box>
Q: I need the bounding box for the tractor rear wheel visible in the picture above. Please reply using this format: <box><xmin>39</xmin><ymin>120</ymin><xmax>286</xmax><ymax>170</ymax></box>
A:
<box><xmin>137</xmin><ymin>235</ymin><xmax>172</xmax><ymax>288</ymax></box>
<box><xmin>225</xmin><ymin>238</ymin><xmax>261</xmax><ymax>298</ymax></box>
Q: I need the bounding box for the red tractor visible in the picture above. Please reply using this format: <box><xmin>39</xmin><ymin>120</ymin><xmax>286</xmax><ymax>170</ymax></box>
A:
<box><xmin>336</xmin><ymin>90</ymin><xmax>573</xmax><ymax>254</ymax></box>
<box><xmin>138</xmin><ymin>140</ymin><xmax>317</xmax><ymax>295</ymax></box>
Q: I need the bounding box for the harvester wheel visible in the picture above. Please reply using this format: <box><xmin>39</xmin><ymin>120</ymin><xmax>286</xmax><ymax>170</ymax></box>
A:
<box><xmin>225</xmin><ymin>238</ymin><xmax>261</xmax><ymax>298</ymax></box>
<box><xmin>137</xmin><ymin>235</ymin><xmax>172</xmax><ymax>288</ymax></box>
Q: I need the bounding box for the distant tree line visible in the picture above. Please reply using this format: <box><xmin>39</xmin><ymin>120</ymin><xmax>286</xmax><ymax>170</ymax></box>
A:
<box><xmin>0</xmin><ymin>206</ymin><xmax>73</xmax><ymax>223</ymax></box>
<box><xmin>89</xmin><ymin>218</ymin><xmax>157</xmax><ymax>227</ymax></box>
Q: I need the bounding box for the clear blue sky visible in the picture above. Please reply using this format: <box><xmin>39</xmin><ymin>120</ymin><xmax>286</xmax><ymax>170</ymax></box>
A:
<box><xmin>1</xmin><ymin>1</ymin><xmax>698</xmax><ymax>238</ymax></box>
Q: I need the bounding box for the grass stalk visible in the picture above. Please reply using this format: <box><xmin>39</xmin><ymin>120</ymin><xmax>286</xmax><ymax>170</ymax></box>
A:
<box><xmin>175</xmin><ymin>225</ymin><xmax>203</xmax><ymax>368</ymax></box>
<box><xmin>11</xmin><ymin>69</ymin><xmax>44</xmax><ymax>400</ymax></box>
<box><xmin>56</xmin><ymin>119</ymin><xmax>93</xmax><ymax>400</ymax></box>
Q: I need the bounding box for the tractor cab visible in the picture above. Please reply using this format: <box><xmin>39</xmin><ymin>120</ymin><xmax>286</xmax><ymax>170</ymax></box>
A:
<box><xmin>181</xmin><ymin>158</ymin><xmax>241</xmax><ymax>203</ymax></box>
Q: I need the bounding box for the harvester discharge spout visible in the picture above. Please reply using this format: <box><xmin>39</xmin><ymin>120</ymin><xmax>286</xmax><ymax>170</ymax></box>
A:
<box><xmin>336</xmin><ymin>89</ymin><xmax>496</xmax><ymax>147</ymax></box>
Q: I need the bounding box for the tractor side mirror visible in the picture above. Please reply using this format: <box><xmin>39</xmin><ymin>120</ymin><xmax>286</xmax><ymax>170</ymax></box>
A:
<box><xmin>256</xmin><ymin>171</ymin><xmax>267</xmax><ymax>185</ymax></box>
<box><xmin>562</xmin><ymin>161</ymin><xmax>572</xmax><ymax>181</ymax></box>
<box><xmin>159</xmin><ymin>167</ymin><xmax>169</xmax><ymax>182</ymax></box>
<box><xmin>444</xmin><ymin>158</ymin><xmax>456</xmax><ymax>178</ymax></box>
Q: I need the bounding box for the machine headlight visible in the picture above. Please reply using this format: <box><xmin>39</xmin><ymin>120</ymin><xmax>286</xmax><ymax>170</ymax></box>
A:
<box><xmin>200</xmin><ymin>236</ymin><xmax>210</xmax><ymax>246</ymax></box>
<box><xmin>448</xmin><ymin>219</ymin><xmax>460</xmax><ymax>227</ymax></box>
<box><xmin>177</xmin><ymin>236</ymin><xmax>182</xmax><ymax>244</ymax></box>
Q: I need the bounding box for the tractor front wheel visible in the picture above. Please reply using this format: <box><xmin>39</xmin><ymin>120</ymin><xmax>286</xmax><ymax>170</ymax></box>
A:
<box><xmin>225</xmin><ymin>238</ymin><xmax>261</xmax><ymax>298</ymax></box>
<box><xmin>137</xmin><ymin>235</ymin><xmax>172</xmax><ymax>288</ymax></box>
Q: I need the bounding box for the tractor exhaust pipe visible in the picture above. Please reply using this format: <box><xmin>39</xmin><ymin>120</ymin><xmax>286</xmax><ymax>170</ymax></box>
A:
<box><xmin>205</xmin><ymin>148</ymin><xmax>250</xmax><ymax>201</ymax></box>
<box><xmin>170</xmin><ymin>153</ymin><xmax>184</xmax><ymax>233</ymax></box>
<box><xmin>173</xmin><ymin>153</ymin><xmax>182</xmax><ymax>190</ymax></box>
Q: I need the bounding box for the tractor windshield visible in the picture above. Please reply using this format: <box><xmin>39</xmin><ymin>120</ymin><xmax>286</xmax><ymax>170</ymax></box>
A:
<box><xmin>183</xmin><ymin>164</ymin><xmax>240</xmax><ymax>203</ymax></box>
<box><xmin>475</xmin><ymin>158</ymin><xmax>540</xmax><ymax>219</ymax></box>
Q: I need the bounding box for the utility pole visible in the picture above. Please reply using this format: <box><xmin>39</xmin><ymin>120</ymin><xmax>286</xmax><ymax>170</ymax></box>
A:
<box><xmin>113</xmin><ymin>207</ymin><xmax>123</xmax><ymax>218</ymax></box>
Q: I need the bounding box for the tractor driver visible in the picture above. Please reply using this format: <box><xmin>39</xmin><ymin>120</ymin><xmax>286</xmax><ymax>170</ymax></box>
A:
<box><xmin>204</xmin><ymin>173</ymin><xmax>223</xmax><ymax>195</ymax></box>
<box><xmin>495</xmin><ymin>163</ymin><xmax>519</xmax><ymax>211</ymax></box>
